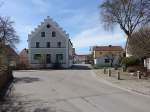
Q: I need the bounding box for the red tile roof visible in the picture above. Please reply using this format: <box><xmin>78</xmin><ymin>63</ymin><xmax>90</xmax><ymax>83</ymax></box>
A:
<box><xmin>93</xmin><ymin>45</ymin><xmax>123</xmax><ymax>51</ymax></box>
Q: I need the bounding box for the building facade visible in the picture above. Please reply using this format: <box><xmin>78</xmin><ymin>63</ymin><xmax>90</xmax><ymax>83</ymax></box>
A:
<box><xmin>92</xmin><ymin>45</ymin><xmax>123</xmax><ymax>67</ymax></box>
<box><xmin>28</xmin><ymin>17</ymin><xmax>73</xmax><ymax>68</ymax></box>
<box><xmin>19</xmin><ymin>48</ymin><xmax>29</xmax><ymax>68</ymax></box>
<box><xmin>74</xmin><ymin>54</ymin><xmax>91</xmax><ymax>64</ymax></box>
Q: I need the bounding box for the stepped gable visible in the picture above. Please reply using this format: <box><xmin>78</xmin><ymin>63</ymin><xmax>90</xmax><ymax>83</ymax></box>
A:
<box><xmin>28</xmin><ymin>16</ymin><xmax>69</xmax><ymax>39</ymax></box>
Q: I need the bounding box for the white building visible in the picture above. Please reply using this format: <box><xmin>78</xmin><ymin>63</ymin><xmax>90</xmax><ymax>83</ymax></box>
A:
<box><xmin>28</xmin><ymin>16</ymin><xmax>73</xmax><ymax>68</ymax></box>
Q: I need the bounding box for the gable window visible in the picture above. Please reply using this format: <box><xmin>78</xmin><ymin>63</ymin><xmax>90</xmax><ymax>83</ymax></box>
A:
<box><xmin>52</xmin><ymin>31</ymin><xmax>56</xmax><ymax>37</ymax></box>
<box><xmin>57</xmin><ymin>42</ymin><xmax>61</xmax><ymax>48</ymax></box>
<box><xmin>47</xmin><ymin>24</ymin><xmax>51</xmax><ymax>28</ymax></box>
<box><xmin>105</xmin><ymin>59</ymin><xmax>110</xmax><ymax>63</ymax></box>
<box><xmin>36</xmin><ymin>42</ymin><xmax>40</xmax><ymax>48</ymax></box>
<box><xmin>41</xmin><ymin>32</ymin><xmax>45</xmax><ymax>37</ymax></box>
<box><xmin>47</xmin><ymin>42</ymin><xmax>50</xmax><ymax>48</ymax></box>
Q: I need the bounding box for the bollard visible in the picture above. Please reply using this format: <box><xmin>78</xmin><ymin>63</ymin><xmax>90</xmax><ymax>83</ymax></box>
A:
<box><xmin>137</xmin><ymin>71</ymin><xmax>141</xmax><ymax>79</ymax></box>
<box><xmin>108</xmin><ymin>69</ymin><xmax>111</xmax><ymax>77</ymax></box>
<box><xmin>117</xmin><ymin>71</ymin><xmax>120</xmax><ymax>80</ymax></box>
<box><xmin>104</xmin><ymin>68</ymin><xmax>106</xmax><ymax>74</ymax></box>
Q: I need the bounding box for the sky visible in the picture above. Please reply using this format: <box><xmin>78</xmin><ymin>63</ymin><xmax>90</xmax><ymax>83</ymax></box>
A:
<box><xmin>0</xmin><ymin>0</ymin><xmax>126</xmax><ymax>54</ymax></box>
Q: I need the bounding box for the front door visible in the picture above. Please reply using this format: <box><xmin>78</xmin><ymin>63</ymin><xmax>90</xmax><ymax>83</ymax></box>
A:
<box><xmin>46</xmin><ymin>54</ymin><xmax>51</xmax><ymax>64</ymax></box>
<box><xmin>56</xmin><ymin>54</ymin><xmax>63</xmax><ymax>63</ymax></box>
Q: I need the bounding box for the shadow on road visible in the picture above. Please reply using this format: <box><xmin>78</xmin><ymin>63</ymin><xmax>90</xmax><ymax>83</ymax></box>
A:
<box><xmin>71</xmin><ymin>64</ymin><xmax>91</xmax><ymax>70</ymax></box>
<box><xmin>0</xmin><ymin>81</ymin><xmax>56</xmax><ymax>112</ymax></box>
<box><xmin>14</xmin><ymin>77</ymin><xmax>41</xmax><ymax>84</ymax></box>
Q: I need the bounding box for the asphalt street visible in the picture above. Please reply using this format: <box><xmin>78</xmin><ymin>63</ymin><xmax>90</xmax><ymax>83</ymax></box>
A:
<box><xmin>0</xmin><ymin>64</ymin><xmax>150</xmax><ymax>112</ymax></box>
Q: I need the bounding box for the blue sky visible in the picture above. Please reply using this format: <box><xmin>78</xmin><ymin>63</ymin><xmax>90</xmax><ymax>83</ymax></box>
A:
<box><xmin>0</xmin><ymin>0</ymin><xmax>126</xmax><ymax>54</ymax></box>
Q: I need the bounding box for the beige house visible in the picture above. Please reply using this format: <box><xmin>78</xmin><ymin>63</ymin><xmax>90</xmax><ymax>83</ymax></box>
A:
<box><xmin>19</xmin><ymin>48</ymin><xmax>29</xmax><ymax>67</ymax></box>
<box><xmin>92</xmin><ymin>45</ymin><xmax>123</xmax><ymax>67</ymax></box>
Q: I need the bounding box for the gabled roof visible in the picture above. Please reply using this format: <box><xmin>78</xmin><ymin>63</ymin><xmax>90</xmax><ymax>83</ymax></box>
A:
<box><xmin>28</xmin><ymin>16</ymin><xmax>69</xmax><ymax>40</ymax></box>
<box><xmin>19</xmin><ymin>48</ymin><xmax>28</xmax><ymax>56</ymax></box>
<box><xmin>93</xmin><ymin>45</ymin><xmax>123</xmax><ymax>51</ymax></box>
<box><xmin>5</xmin><ymin>45</ymin><xmax>19</xmax><ymax>58</ymax></box>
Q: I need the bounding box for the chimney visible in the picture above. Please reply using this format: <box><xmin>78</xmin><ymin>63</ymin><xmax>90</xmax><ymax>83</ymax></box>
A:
<box><xmin>109</xmin><ymin>45</ymin><xmax>112</xmax><ymax>47</ymax></box>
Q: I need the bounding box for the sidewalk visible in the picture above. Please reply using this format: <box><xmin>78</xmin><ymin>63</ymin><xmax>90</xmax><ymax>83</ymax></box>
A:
<box><xmin>93</xmin><ymin>69</ymin><xmax>150</xmax><ymax>96</ymax></box>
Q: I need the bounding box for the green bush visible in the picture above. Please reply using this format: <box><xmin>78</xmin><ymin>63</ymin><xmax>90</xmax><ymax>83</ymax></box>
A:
<box><xmin>93</xmin><ymin>64</ymin><xmax>111</xmax><ymax>69</ymax></box>
<box><xmin>121</xmin><ymin>56</ymin><xmax>140</xmax><ymax>67</ymax></box>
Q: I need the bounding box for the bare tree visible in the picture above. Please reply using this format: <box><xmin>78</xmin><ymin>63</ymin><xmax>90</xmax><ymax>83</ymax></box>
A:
<box><xmin>0</xmin><ymin>16</ymin><xmax>19</xmax><ymax>48</ymax></box>
<box><xmin>100</xmin><ymin>0</ymin><xmax>150</xmax><ymax>49</ymax></box>
<box><xmin>128</xmin><ymin>27</ymin><xmax>150</xmax><ymax>58</ymax></box>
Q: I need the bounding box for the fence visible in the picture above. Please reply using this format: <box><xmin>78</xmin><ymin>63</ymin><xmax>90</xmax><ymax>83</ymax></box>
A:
<box><xmin>0</xmin><ymin>65</ymin><xmax>13</xmax><ymax>98</ymax></box>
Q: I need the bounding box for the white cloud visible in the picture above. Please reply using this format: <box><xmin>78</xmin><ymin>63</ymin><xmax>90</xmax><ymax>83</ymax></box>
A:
<box><xmin>72</xmin><ymin>26</ymin><xmax>126</xmax><ymax>50</ymax></box>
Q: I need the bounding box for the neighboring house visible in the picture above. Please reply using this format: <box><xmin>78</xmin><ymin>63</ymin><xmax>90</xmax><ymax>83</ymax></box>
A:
<box><xmin>0</xmin><ymin>44</ymin><xmax>19</xmax><ymax>67</ymax></box>
<box><xmin>19</xmin><ymin>48</ymin><xmax>29</xmax><ymax>67</ymax></box>
<box><xmin>74</xmin><ymin>54</ymin><xmax>91</xmax><ymax>64</ymax></box>
<box><xmin>92</xmin><ymin>45</ymin><xmax>123</xmax><ymax>67</ymax></box>
<box><xmin>28</xmin><ymin>16</ymin><xmax>73</xmax><ymax>68</ymax></box>
<box><xmin>126</xmin><ymin>40</ymin><xmax>150</xmax><ymax>71</ymax></box>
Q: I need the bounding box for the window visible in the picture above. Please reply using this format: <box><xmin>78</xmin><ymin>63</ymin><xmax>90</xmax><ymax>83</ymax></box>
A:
<box><xmin>57</xmin><ymin>42</ymin><xmax>61</xmax><ymax>48</ymax></box>
<box><xmin>47</xmin><ymin>24</ymin><xmax>51</xmax><ymax>28</ymax></box>
<box><xmin>36</xmin><ymin>42</ymin><xmax>40</xmax><ymax>48</ymax></box>
<box><xmin>105</xmin><ymin>59</ymin><xmax>110</xmax><ymax>63</ymax></box>
<box><xmin>34</xmin><ymin>54</ymin><xmax>41</xmax><ymax>60</ymax></box>
<box><xmin>56</xmin><ymin>54</ymin><xmax>63</xmax><ymax>63</ymax></box>
<box><xmin>52</xmin><ymin>31</ymin><xmax>56</xmax><ymax>37</ymax></box>
<box><xmin>47</xmin><ymin>42</ymin><xmax>50</xmax><ymax>48</ymax></box>
<box><xmin>41</xmin><ymin>32</ymin><xmax>45</xmax><ymax>37</ymax></box>
<box><xmin>46</xmin><ymin>54</ymin><xmax>51</xmax><ymax>64</ymax></box>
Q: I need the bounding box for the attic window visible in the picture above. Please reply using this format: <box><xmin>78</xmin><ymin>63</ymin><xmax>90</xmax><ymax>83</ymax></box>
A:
<box><xmin>41</xmin><ymin>32</ymin><xmax>45</xmax><ymax>37</ymax></box>
<box><xmin>52</xmin><ymin>31</ymin><xmax>56</xmax><ymax>37</ymax></box>
<box><xmin>47</xmin><ymin>24</ymin><xmax>51</xmax><ymax>28</ymax></box>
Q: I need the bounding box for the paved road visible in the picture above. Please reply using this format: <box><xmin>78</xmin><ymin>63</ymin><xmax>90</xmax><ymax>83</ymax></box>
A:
<box><xmin>0</xmin><ymin>64</ymin><xmax>150</xmax><ymax>112</ymax></box>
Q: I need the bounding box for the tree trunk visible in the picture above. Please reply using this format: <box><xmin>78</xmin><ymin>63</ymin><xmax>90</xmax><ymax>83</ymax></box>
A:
<box><xmin>125</xmin><ymin>35</ymin><xmax>131</xmax><ymax>57</ymax></box>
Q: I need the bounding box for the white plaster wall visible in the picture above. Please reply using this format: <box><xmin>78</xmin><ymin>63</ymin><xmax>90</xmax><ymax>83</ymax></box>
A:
<box><xmin>28</xmin><ymin>19</ymin><xmax>72</xmax><ymax>68</ymax></box>
<box><xmin>29</xmin><ymin>48</ymin><xmax>66</xmax><ymax>64</ymax></box>
<box><xmin>29</xmin><ymin>22</ymin><xmax>66</xmax><ymax>48</ymax></box>
<box><xmin>94</xmin><ymin>56</ymin><xmax>120</xmax><ymax>66</ymax></box>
